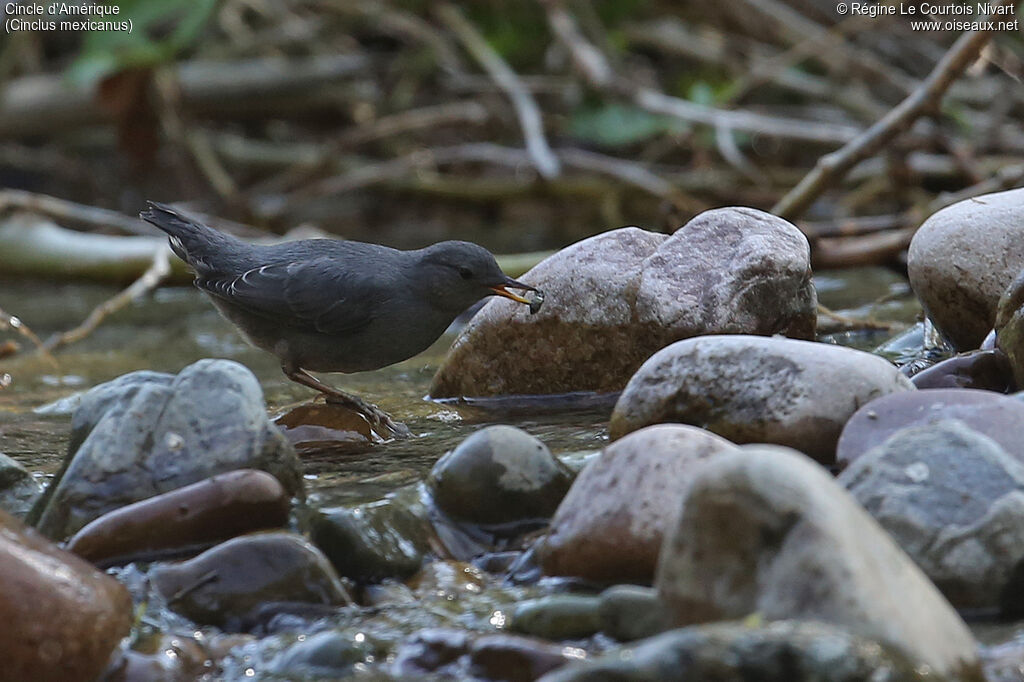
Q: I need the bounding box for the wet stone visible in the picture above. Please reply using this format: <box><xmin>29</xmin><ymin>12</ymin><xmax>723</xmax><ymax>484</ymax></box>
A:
<box><xmin>66</xmin><ymin>469</ymin><xmax>290</xmax><ymax>566</ymax></box>
<box><xmin>0</xmin><ymin>510</ymin><xmax>133</xmax><ymax>682</ymax></box>
<box><xmin>428</xmin><ymin>425</ymin><xmax>573</xmax><ymax>528</ymax></box>
<box><xmin>150</xmin><ymin>531</ymin><xmax>350</xmax><ymax>631</ymax></box>
<box><xmin>391</xmin><ymin>628</ymin><xmax>471</xmax><ymax>677</ymax></box>
<box><xmin>510</xmin><ymin>594</ymin><xmax>603</xmax><ymax>640</ymax></box>
<box><xmin>538</xmin><ymin>620</ymin><xmax>935</xmax><ymax>682</ymax></box>
<box><xmin>597</xmin><ymin>585</ymin><xmax>671</xmax><ymax>642</ymax></box>
<box><xmin>996</xmin><ymin>266</ymin><xmax>1024</xmax><ymax>389</ymax></box>
<box><xmin>266</xmin><ymin>630</ymin><xmax>376</xmax><ymax>679</ymax></box>
<box><xmin>909</xmin><ymin>349</ymin><xmax>1015</xmax><ymax>392</ymax></box>
<box><xmin>31</xmin><ymin>359</ymin><xmax>302</xmax><ymax>540</ymax></box>
<box><xmin>274</xmin><ymin>401</ymin><xmax>378</xmax><ymax>450</ymax></box>
<box><xmin>469</xmin><ymin>633</ymin><xmax>578</xmax><ymax>682</ymax></box>
<box><xmin>311</xmin><ymin>489</ymin><xmax>436</xmax><ymax>582</ymax></box>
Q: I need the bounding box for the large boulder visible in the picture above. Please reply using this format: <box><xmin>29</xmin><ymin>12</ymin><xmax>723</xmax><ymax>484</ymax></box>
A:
<box><xmin>430</xmin><ymin>207</ymin><xmax>815</xmax><ymax>397</ymax></box>
<box><xmin>908</xmin><ymin>188</ymin><xmax>1024</xmax><ymax>350</ymax></box>
<box><xmin>609</xmin><ymin>335</ymin><xmax>914</xmax><ymax>463</ymax></box>
<box><xmin>538</xmin><ymin>425</ymin><xmax>739</xmax><ymax>582</ymax></box>
<box><xmin>31</xmin><ymin>360</ymin><xmax>301</xmax><ymax>540</ymax></box>
<box><xmin>840</xmin><ymin>419</ymin><xmax>1024</xmax><ymax>614</ymax></box>
<box><xmin>655</xmin><ymin>446</ymin><xmax>982</xmax><ymax>681</ymax></box>
<box><xmin>0</xmin><ymin>510</ymin><xmax>132</xmax><ymax>682</ymax></box>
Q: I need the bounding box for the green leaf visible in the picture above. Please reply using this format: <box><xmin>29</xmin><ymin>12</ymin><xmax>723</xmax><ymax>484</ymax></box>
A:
<box><xmin>66</xmin><ymin>0</ymin><xmax>219</xmax><ymax>87</ymax></box>
<box><xmin>568</xmin><ymin>103</ymin><xmax>688</xmax><ymax>147</ymax></box>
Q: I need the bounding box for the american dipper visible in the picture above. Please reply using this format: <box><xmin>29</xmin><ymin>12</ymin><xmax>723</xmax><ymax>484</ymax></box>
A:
<box><xmin>140</xmin><ymin>202</ymin><xmax>542</xmax><ymax>437</ymax></box>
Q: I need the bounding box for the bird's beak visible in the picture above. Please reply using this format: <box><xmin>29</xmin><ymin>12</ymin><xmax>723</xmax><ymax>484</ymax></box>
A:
<box><xmin>489</xmin><ymin>277</ymin><xmax>537</xmax><ymax>305</ymax></box>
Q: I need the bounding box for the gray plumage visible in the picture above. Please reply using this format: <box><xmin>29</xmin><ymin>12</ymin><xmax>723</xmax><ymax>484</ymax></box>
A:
<box><xmin>140</xmin><ymin>202</ymin><xmax>539</xmax><ymax>435</ymax></box>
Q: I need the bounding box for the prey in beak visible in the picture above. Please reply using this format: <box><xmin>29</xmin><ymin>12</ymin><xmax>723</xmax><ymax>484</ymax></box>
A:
<box><xmin>489</xmin><ymin>277</ymin><xmax>545</xmax><ymax>314</ymax></box>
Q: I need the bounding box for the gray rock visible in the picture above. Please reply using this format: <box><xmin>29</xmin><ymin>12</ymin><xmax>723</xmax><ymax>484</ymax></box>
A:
<box><xmin>655</xmin><ymin>445</ymin><xmax>982</xmax><ymax>681</ymax></box>
<box><xmin>150</xmin><ymin>531</ymin><xmax>350</xmax><ymax>631</ymax></box>
<box><xmin>539</xmin><ymin>425</ymin><xmax>739</xmax><ymax>582</ymax></box>
<box><xmin>610</xmin><ymin>335</ymin><xmax>914</xmax><ymax>463</ymax></box>
<box><xmin>0</xmin><ymin>453</ymin><xmax>41</xmax><ymax>518</ymax></box>
<box><xmin>31</xmin><ymin>360</ymin><xmax>301</xmax><ymax>540</ymax></box>
<box><xmin>908</xmin><ymin>187</ymin><xmax>1024</xmax><ymax>350</ymax></box>
<box><xmin>430</xmin><ymin>207</ymin><xmax>815</xmax><ymax>397</ymax></box>
<box><xmin>840</xmin><ymin>420</ymin><xmax>1024</xmax><ymax>613</ymax></box>
<box><xmin>537</xmin><ymin>620</ymin><xmax>938</xmax><ymax>682</ymax></box>
<box><xmin>510</xmin><ymin>594</ymin><xmax>602</xmax><ymax>640</ymax></box>
<box><xmin>267</xmin><ymin>630</ymin><xmax>374</xmax><ymax>678</ymax></box>
<box><xmin>597</xmin><ymin>585</ymin><xmax>671</xmax><ymax>642</ymax></box>
<box><xmin>836</xmin><ymin>388</ymin><xmax>1024</xmax><ymax>469</ymax></box>
<box><xmin>428</xmin><ymin>425</ymin><xmax>572</xmax><ymax>527</ymax></box>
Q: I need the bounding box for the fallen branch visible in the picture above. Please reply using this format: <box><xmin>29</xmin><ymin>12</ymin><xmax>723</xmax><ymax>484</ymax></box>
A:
<box><xmin>0</xmin><ymin>306</ymin><xmax>58</xmax><ymax>366</ymax></box>
<box><xmin>0</xmin><ymin>189</ymin><xmax>154</xmax><ymax>236</ymax></box>
<box><xmin>43</xmin><ymin>246</ymin><xmax>172</xmax><ymax>353</ymax></box>
<box><xmin>772</xmin><ymin>5</ymin><xmax>1009</xmax><ymax>219</ymax></box>
<box><xmin>437</xmin><ymin>3</ymin><xmax>561</xmax><ymax>178</ymax></box>
<box><xmin>811</xmin><ymin>227</ymin><xmax>915</xmax><ymax>269</ymax></box>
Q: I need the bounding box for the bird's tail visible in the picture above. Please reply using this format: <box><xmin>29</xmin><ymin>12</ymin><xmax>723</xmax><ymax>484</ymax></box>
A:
<box><xmin>140</xmin><ymin>202</ymin><xmax>245</xmax><ymax>274</ymax></box>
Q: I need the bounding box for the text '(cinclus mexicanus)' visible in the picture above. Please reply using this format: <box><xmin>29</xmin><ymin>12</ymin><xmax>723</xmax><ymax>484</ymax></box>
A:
<box><xmin>140</xmin><ymin>202</ymin><xmax>543</xmax><ymax>437</ymax></box>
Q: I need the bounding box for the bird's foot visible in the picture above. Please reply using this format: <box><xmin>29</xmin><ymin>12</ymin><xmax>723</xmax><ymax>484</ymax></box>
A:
<box><xmin>325</xmin><ymin>393</ymin><xmax>412</xmax><ymax>439</ymax></box>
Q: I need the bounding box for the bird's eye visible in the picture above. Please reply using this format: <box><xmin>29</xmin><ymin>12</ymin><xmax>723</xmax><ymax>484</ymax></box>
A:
<box><xmin>458</xmin><ymin>267</ymin><xmax>473</xmax><ymax>280</ymax></box>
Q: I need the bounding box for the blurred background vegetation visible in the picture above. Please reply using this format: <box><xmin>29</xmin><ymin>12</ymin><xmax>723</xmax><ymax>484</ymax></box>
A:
<box><xmin>1</xmin><ymin>0</ymin><xmax>1021</xmax><ymax>260</ymax></box>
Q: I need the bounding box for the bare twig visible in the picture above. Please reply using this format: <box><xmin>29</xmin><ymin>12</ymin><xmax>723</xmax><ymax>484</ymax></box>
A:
<box><xmin>437</xmin><ymin>3</ymin><xmax>561</xmax><ymax>178</ymax></box>
<box><xmin>0</xmin><ymin>306</ymin><xmax>57</xmax><ymax>367</ymax></box>
<box><xmin>0</xmin><ymin>189</ymin><xmax>153</xmax><ymax>236</ymax></box>
<box><xmin>928</xmin><ymin>162</ymin><xmax>1024</xmax><ymax>212</ymax></box>
<box><xmin>43</xmin><ymin>246</ymin><xmax>172</xmax><ymax>353</ymax></box>
<box><xmin>772</xmin><ymin>5</ymin><xmax>1009</xmax><ymax>219</ymax></box>
<box><xmin>812</xmin><ymin>228</ymin><xmax>915</xmax><ymax>269</ymax></box>
<box><xmin>539</xmin><ymin>0</ymin><xmax>860</xmax><ymax>144</ymax></box>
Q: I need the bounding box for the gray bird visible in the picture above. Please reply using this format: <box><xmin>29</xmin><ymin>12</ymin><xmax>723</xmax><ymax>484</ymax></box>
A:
<box><xmin>140</xmin><ymin>202</ymin><xmax>542</xmax><ymax>437</ymax></box>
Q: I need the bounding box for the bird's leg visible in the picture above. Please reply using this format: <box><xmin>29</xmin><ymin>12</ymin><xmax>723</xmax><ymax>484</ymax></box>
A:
<box><xmin>283</xmin><ymin>366</ymin><xmax>412</xmax><ymax>438</ymax></box>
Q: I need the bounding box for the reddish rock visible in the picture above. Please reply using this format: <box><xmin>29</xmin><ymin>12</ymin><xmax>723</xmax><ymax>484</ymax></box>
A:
<box><xmin>539</xmin><ymin>425</ymin><xmax>739</xmax><ymax>582</ymax></box>
<box><xmin>66</xmin><ymin>469</ymin><xmax>290</xmax><ymax>565</ymax></box>
<box><xmin>0</xmin><ymin>510</ymin><xmax>132</xmax><ymax>682</ymax></box>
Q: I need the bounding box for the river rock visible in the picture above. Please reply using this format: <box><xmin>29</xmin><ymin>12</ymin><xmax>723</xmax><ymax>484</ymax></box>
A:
<box><xmin>840</xmin><ymin>419</ymin><xmax>1024</xmax><ymax>613</ymax></box>
<box><xmin>150</xmin><ymin>531</ymin><xmax>350</xmax><ymax>631</ymax></box>
<box><xmin>430</xmin><ymin>207</ymin><xmax>815</xmax><ymax>397</ymax></box>
<box><xmin>428</xmin><ymin>425</ymin><xmax>572</xmax><ymax>527</ymax></box>
<box><xmin>836</xmin><ymin>388</ymin><xmax>1024</xmax><ymax>469</ymax></box>
<box><xmin>66</xmin><ymin>469</ymin><xmax>290</xmax><ymax>566</ymax></box>
<box><xmin>537</xmin><ymin>620</ymin><xmax>933</xmax><ymax>682</ymax></box>
<box><xmin>539</xmin><ymin>425</ymin><xmax>739</xmax><ymax>582</ymax></box>
<box><xmin>610</xmin><ymin>335</ymin><xmax>914</xmax><ymax>463</ymax></box>
<box><xmin>0</xmin><ymin>510</ymin><xmax>132</xmax><ymax>682</ymax></box>
<box><xmin>469</xmin><ymin>633</ymin><xmax>578</xmax><ymax>682</ymax></box>
<box><xmin>0</xmin><ymin>452</ymin><xmax>42</xmax><ymax>517</ymax></box>
<box><xmin>311</xmin><ymin>490</ymin><xmax>437</xmax><ymax>582</ymax></box>
<box><xmin>31</xmin><ymin>359</ymin><xmax>302</xmax><ymax>540</ymax></box>
<box><xmin>909</xmin><ymin>349</ymin><xmax>1014</xmax><ymax>392</ymax></box>
<box><xmin>510</xmin><ymin>594</ymin><xmax>603</xmax><ymax>640</ymax></box>
<box><xmin>597</xmin><ymin>585</ymin><xmax>671</xmax><ymax>642</ymax></box>
<box><xmin>907</xmin><ymin>188</ymin><xmax>1024</xmax><ymax>350</ymax></box>
<box><xmin>266</xmin><ymin>630</ymin><xmax>375</xmax><ymax>679</ymax></box>
<box><xmin>655</xmin><ymin>445</ymin><xmax>981</xmax><ymax>681</ymax></box>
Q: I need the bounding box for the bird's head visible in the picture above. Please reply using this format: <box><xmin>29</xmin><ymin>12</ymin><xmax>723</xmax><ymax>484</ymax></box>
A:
<box><xmin>417</xmin><ymin>241</ymin><xmax>543</xmax><ymax>315</ymax></box>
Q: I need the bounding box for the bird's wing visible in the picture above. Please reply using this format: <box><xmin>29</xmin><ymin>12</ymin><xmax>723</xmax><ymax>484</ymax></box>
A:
<box><xmin>196</xmin><ymin>257</ymin><xmax>380</xmax><ymax>335</ymax></box>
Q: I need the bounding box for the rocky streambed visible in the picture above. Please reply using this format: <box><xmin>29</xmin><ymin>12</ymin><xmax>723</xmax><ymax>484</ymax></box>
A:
<box><xmin>3</xmin><ymin>195</ymin><xmax>1024</xmax><ymax>681</ymax></box>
